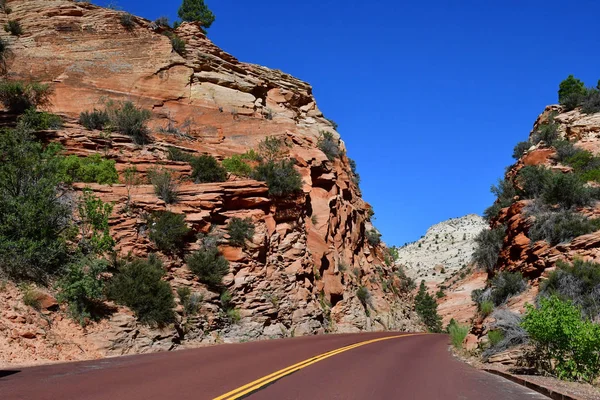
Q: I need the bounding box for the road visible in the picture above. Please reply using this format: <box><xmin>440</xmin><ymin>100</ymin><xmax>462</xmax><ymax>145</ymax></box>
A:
<box><xmin>0</xmin><ymin>332</ymin><xmax>547</xmax><ymax>399</ymax></box>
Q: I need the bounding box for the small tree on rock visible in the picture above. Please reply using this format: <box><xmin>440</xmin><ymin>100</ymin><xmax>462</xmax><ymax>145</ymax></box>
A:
<box><xmin>178</xmin><ymin>0</ymin><xmax>215</xmax><ymax>31</ymax></box>
<box><xmin>558</xmin><ymin>75</ymin><xmax>586</xmax><ymax>110</ymax></box>
<box><xmin>414</xmin><ymin>280</ymin><xmax>442</xmax><ymax>333</ymax></box>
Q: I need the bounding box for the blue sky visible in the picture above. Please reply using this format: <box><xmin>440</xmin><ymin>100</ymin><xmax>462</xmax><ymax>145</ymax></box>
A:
<box><xmin>96</xmin><ymin>0</ymin><xmax>600</xmax><ymax>246</ymax></box>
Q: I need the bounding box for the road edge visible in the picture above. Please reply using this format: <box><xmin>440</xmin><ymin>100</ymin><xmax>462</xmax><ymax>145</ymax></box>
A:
<box><xmin>483</xmin><ymin>369</ymin><xmax>581</xmax><ymax>400</ymax></box>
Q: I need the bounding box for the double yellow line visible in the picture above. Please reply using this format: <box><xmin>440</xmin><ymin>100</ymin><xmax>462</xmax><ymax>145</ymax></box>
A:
<box><xmin>213</xmin><ymin>333</ymin><xmax>423</xmax><ymax>400</ymax></box>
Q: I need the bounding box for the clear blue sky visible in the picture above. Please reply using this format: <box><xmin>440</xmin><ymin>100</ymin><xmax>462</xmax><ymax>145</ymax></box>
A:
<box><xmin>96</xmin><ymin>0</ymin><xmax>600</xmax><ymax>246</ymax></box>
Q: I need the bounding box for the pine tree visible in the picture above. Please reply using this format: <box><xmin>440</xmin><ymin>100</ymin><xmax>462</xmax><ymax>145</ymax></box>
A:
<box><xmin>414</xmin><ymin>280</ymin><xmax>443</xmax><ymax>333</ymax></box>
<box><xmin>178</xmin><ymin>0</ymin><xmax>215</xmax><ymax>30</ymax></box>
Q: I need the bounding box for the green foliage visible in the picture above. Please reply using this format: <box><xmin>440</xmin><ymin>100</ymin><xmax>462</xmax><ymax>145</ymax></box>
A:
<box><xmin>529</xmin><ymin>210</ymin><xmax>600</xmax><ymax>246</ymax></box>
<box><xmin>540</xmin><ymin>259</ymin><xmax>600</xmax><ymax>320</ymax></box>
<box><xmin>449</xmin><ymin>323</ymin><xmax>469</xmax><ymax>349</ymax></box>
<box><xmin>148</xmin><ymin>167</ymin><xmax>179</xmax><ymax>204</ymax></box>
<box><xmin>120</xmin><ymin>13</ymin><xmax>135</xmax><ymax>30</ymax></box>
<box><xmin>226</xmin><ymin>308</ymin><xmax>241</xmax><ymax>323</ymax></box>
<box><xmin>490</xmin><ymin>271</ymin><xmax>527</xmax><ymax>305</ymax></box>
<box><xmin>186</xmin><ymin>244</ymin><xmax>229</xmax><ymax>288</ymax></box>
<box><xmin>558</xmin><ymin>75</ymin><xmax>587</xmax><ymax>110</ymax></box>
<box><xmin>148</xmin><ymin>211</ymin><xmax>190</xmax><ymax>253</ymax></box>
<box><xmin>522</xmin><ymin>296</ymin><xmax>600</xmax><ymax>382</ymax></box>
<box><xmin>0</xmin><ymin>81</ymin><xmax>53</xmax><ymax>113</ymax></box>
<box><xmin>4</xmin><ymin>20</ymin><xmax>22</xmax><ymax>35</ymax></box>
<box><xmin>472</xmin><ymin>226</ymin><xmax>504</xmax><ymax>272</ymax></box>
<box><xmin>318</xmin><ymin>131</ymin><xmax>340</xmax><ymax>161</ymax></box>
<box><xmin>483</xmin><ymin>179</ymin><xmax>517</xmax><ymax>221</ymax></box>
<box><xmin>177</xmin><ymin>286</ymin><xmax>202</xmax><ymax>316</ymax></box>
<box><xmin>348</xmin><ymin>157</ymin><xmax>361</xmax><ymax>186</ymax></box>
<box><xmin>167</xmin><ymin>147</ymin><xmax>194</xmax><ymax>162</ymax></box>
<box><xmin>178</xmin><ymin>0</ymin><xmax>215</xmax><ymax>30</ymax></box>
<box><xmin>17</xmin><ymin>108</ymin><xmax>62</xmax><ymax>131</ymax></box>
<box><xmin>0</xmin><ymin>128</ymin><xmax>70</xmax><ymax>282</ymax></box>
<box><xmin>163</xmin><ymin>31</ymin><xmax>186</xmax><ymax>55</ymax></box>
<box><xmin>59</xmin><ymin>154</ymin><xmax>119</xmax><ymax>185</ymax></box>
<box><xmin>512</xmin><ymin>141</ymin><xmax>530</xmax><ymax>160</ymax></box>
<box><xmin>516</xmin><ymin>165</ymin><xmax>553</xmax><ymax>199</ymax></box>
<box><xmin>581</xmin><ymin>88</ymin><xmax>600</xmax><ymax>114</ymax></box>
<box><xmin>541</xmin><ymin>172</ymin><xmax>593</xmax><ymax>209</ymax></box>
<box><xmin>20</xmin><ymin>284</ymin><xmax>41</xmax><ymax>309</ymax></box>
<box><xmin>365</xmin><ymin>229</ymin><xmax>381</xmax><ymax>246</ymax></box>
<box><xmin>226</xmin><ymin>217</ymin><xmax>255</xmax><ymax>247</ymax></box>
<box><xmin>222</xmin><ymin>153</ymin><xmax>256</xmax><ymax>177</ymax></box>
<box><xmin>190</xmin><ymin>154</ymin><xmax>228</xmax><ymax>183</ymax></box>
<box><xmin>251</xmin><ymin>159</ymin><xmax>303</xmax><ymax>197</ymax></box>
<box><xmin>106</xmin><ymin>101</ymin><xmax>152</xmax><ymax>145</ymax></box>
<box><xmin>77</xmin><ymin>189</ymin><xmax>114</xmax><ymax>255</ymax></box>
<box><xmin>479</xmin><ymin>300</ymin><xmax>494</xmax><ymax>317</ymax></box>
<box><xmin>57</xmin><ymin>257</ymin><xmax>107</xmax><ymax>325</ymax></box>
<box><xmin>488</xmin><ymin>330</ymin><xmax>504</xmax><ymax>347</ymax></box>
<box><xmin>108</xmin><ymin>254</ymin><xmax>175</xmax><ymax>326</ymax></box>
<box><xmin>79</xmin><ymin>109</ymin><xmax>110</xmax><ymax>131</ymax></box>
<box><xmin>436</xmin><ymin>289</ymin><xmax>445</xmax><ymax>298</ymax></box>
<box><xmin>554</xmin><ymin>140</ymin><xmax>580</xmax><ymax>162</ymax></box>
<box><xmin>415</xmin><ymin>281</ymin><xmax>442</xmax><ymax>333</ymax></box>
<box><xmin>531</xmin><ymin>114</ymin><xmax>560</xmax><ymax>146</ymax></box>
<box><xmin>356</xmin><ymin>286</ymin><xmax>370</xmax><ymax>308</ymax></box>
<box><xmin>258</xmin><ymin>136</ymin><xmax>286</xmax><ymax>162</ymax></box>
<box><xmin>396</xmin><ymin>267</ymin><xmax>416</xmax><ymax>292</ymax></box>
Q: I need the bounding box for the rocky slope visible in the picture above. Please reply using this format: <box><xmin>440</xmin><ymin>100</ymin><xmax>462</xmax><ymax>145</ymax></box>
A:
<box><xmin>396</xmin><ymin>215</ymin><xmax>487</xmax><ymax>284</ymax></box>
<box><xmin>0</xmin><ymin>0</ymin><xmax>419</xmax><ymax>365</ymax></box>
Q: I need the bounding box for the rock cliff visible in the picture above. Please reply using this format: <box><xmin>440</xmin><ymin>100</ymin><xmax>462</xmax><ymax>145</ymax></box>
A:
<box><xmin>0</xmin><ymin>0</ymin><xmax>419</xmax><ymax>365</ymax></box>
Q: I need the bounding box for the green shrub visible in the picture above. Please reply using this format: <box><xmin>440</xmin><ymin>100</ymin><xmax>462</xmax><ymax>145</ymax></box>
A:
<box><xmin>540</xmin><ymin>259</ymin><xmax>600</xmax><ymax>320</ymax></box>
<box><xmin>79</xmin><ymin>109</ymin><xmax>110</xmax><ymax>131</ymax></box>
<box><xmin>190</xmin><ymin>154</ymin><xmax>228</xmax><ymax>183</ymax></box>
<box><xmin>483</xmin><ymin>179</ymin><xmax>517</xmax><ymax>221</ymax></box>
<box><xmin>178</xmin><ymin>0</ymin><xmax>215</xmax><ymax>30</ymax></box>
<box><xmin>223</xmin><ymin>154</ymin><xmax>252</xmax><ymax>177</ymax></box>
<box><xmin>148</xmin><ymin>168</ymin><xmax>179</xmax><ymax>204</ymax></box>
<box><xmin>581</xmin><ymin>88</ymin><xmax>600</xmax><ymax>114</ymax></box>
<box><xmin>251</xmin><ymin>159</ymin><xmax>303</xmax><ymax>196</ymax></box>
<box><xmin>0</xmin><ymin>128</ymin><xmax>70</xmax><ymax>282</ymax></box>
<box><xmin>554</xmin><ymin>140</ymin><xmax>580</xmax><ymax>162</ymax></box>
<box><xmin>167</xmin><ymin>147</ymin><xmax>194</xmax><ymax>162</ymax></box>
<box><xmin>108</xmin><ymin>254</ymin><xmax>175</xmax><ymax>326</ymax></box>
<box><xmin>558</xmin><ymin>75</ymin><xmax>587</xmax><ymax>110</ymax></box>
<box><xmin>227</xmin><ymin>308</ymin><xmax>241</xmax><ymax>323</ymax></box>
<box><xmin>170</xmin><ymin>34</ymin><xmax>186</xmax><ymax>55</ymax></box>
<box><xmin>177</xmin><ymin>286</ymin><xmax>202</xmax><ymax>316</ymax></box>
<box><xmin>348</xmin><ymin>158</ymin><xmax>361</xmax><ymax>186</ymax></box>
<box><xmin>541</xmin><ymin>172</ymin><xmax>593</xmax><ymax>209</ymax></box>
<box><xmin>153</xmin><ymin>16</ymin><xmax>171</xmax><ymax>28</ymax></box>
<box><xmin>186</xmin><ymin>245</ymin><xmax>229</xmax><ymax>288</ymax></box>
<box><xmin>226</xmin><ymin>217</ymin><xmax>255</xmax><ymax>247</ymax></box>
<box><xmin>58</xmin><ymin>257</ymin><xmax>107</xmax><ymax>325</ymax></box>
<box><xmin>356</xmin><ymin>286</ymin><xmax>370</xmax><ymax>307</ymax></box>
<box><xmin>318</xmin><ymin>131</ymin><xmax>340</xmax><ymax>161</ymax></box>
<box><xmin>490</xmin><ymin>271</ymin><xmax>527</xmax><ymax>305</ymax></box>
<box><xmin>148</xmin><ymin>211</ymin><xmax>190</xmax><ymax>253</ymax></box>
<box><xmin>449</xmin><ymin>323</ymin><xmax>469</xmax><ymax>349</ymax></box>
<box><xmin>564</xmin><ymin>150</ymin><xmax>600</xmax><ymax>172</ymax></box>
<box><xmin>396</xmin><ymin>267</ymin><xmax>416</xmax><ymax>292</ymax></box>
<box><xmin>77</xmin><ymin>189</ymin><xmax>114</xmax><ymax>255</ymax></box>
<box><xmin>488</xmin><ymin>330</ymin><xmax>504</xmax><ymax>347</ymax></box>
<box><xmin>20</xmin><ymin>284</ymin><xmax>41</xmax><ymax>309</ymax></box>
<box><xmin>472</xmin><ymin>227</ymin><xmax>504</xmax><ymax>272</ymax></box>
<box><xmin>120</xmin><ymin>13</ymin><xmax>135</xmax><ymax>30</ymax></box>
<box><xmin>0</xmin><ymin>81</ymin><xmax>53</xmax><ymax>113</ymax></box>
<box><xmin>4</xmin><ymin>20</ymin><xmax>22</xmax><ymax>36</ymax></box>
<box><xmin>365</xmin><ymin>229</ymin><xmax>381</xmax><ymax>246</ymax></box>
<box><xmin>479</xmin><ymin>300</ymin><xmax>494</xmax><ymax>317</ymax></box>
<box><xmin>258</xmin><ymin>136</ymin><xmax>286</xmax><ymax>162</ymax></box>
<box><xmin>512</xmin><ymin>141</ymin><xmax>530</xmax><ymax>160</ymax></box>
<box><xmin>436</xmin><ymin>289</ymin><xmax>445</xmax><ymax>298</ymax></box>
<box><xmin>516</xmin><ymin>165</ymin><xmax>552</xmax><ymax>199</ymax></box>
<box><xmin>522</xmin><ymin>296</ymin><xmax>600</xmax><ymax>382</ymax></box>
<box><xmin>529</xmin><ymin>210</ymin><xmax>600</xmax><ymax>246</ymax></box>
<box><xmin>106</xmin><ymin>101</ymin><xmax>152</xmax><ymax>145</ymax></box>
<box><xmin>59</xmin><ymin>154</ymin><xmax>119</xmax><ymax>185</ymax></box>
<box><xmin>414</xmin><ymin>281</ymin><xmax>442</xmax><ymax>332</ymax></box>
<box><xmin>531</xmin><ymin>118</ymin><xmax>560</xmax><ymax>146</ymax></box>
<box><xmin>17</xmin><ymin>108</ymin><xmax>62</xmax><ymax>131</ymax></box>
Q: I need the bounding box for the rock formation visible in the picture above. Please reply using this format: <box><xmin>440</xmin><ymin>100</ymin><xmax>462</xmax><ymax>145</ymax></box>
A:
<box><xmin>0</xmin><ymin>0</ymin><xmax>419</xmax><ymax>365</ymax></box>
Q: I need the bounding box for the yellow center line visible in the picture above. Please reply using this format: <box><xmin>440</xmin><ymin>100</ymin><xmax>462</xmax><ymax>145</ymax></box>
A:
<box><xmin>213</xmin><ymin>333</ymin><xmax>425</xmax><ymax>400</ymax></box>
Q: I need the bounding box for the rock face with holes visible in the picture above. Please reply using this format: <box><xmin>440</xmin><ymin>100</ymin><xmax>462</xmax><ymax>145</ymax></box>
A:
<box><xmin>0</xmin><ymin>0</ymin><xmax>419</xmax><ymax>365</ymax></box>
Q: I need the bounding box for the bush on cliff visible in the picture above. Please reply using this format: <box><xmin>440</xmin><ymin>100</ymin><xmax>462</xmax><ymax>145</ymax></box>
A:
<box><xmin>0</xmin><ymin>81</ymin><xmax>53</xmax><ymax>113</ymax></box>
<box><xmin>472</xmin><ymin>226</ymin><xmax>504</xmax><ymax>272</ymax></box>
<box><xmin>4</xmin><ymin>20</ymin><xmax>22</xmax><ymax>36</ymax></box>
<box><xmin>483</xmin><ymin>179</ymin><xmax>517</xmax><ymax>221</ymax></box>
<box><xmin>512</xmin><ymin>141</ymin><xmax>530</xmax><ymax>160</ymax></box>
<box><xmin>540</xmin><ymin>172</ymin><xmax>594</xmax><ymax>209</ymax></box>
<box><xmin>148</xmin><ymin>211</ymin><xmax>190</xmax><ymax>253</ymax></box>
<box><xmin>521</xmin><ymin>296</ymin><xmax>600</xmax><ymax>382</ymax></box>
<box><xmin>558</xmin><ymin>75</ymin><xmax>587</xmax><ymax>110</ymax></box>
<box><xmin>529</xmin><ymin>210</ymin><xmax>600</xmax><ymax>246</ymax></box>
<box><xmin>148</xmin><ymin>167</ymin><xmax>179</xmax><ymax>204</ymax></box>
<box><xmin>539</xmin><ymin>259</ymin><xmax>600</xmax><ymax>320</ymax></box>
<box><xmin>365</xmin><ymin>229</ymin><xmax>381</xmax><ymax>246</ymax></box>
<box><xmin>108</xmin><ymin>254</ymin><xmax>175</xmax><ymax>326</ymax></box>
<box><xmin>59</xmin><ymin>154</ymin><xmax>119</xmax><ymax>185</ymax></box>
<box><xmin>581</xmin><ymin>88</ymin><xmax>600</xmax><ymax>114</ymax></box>
<box><xmin>0</xmin><ymin>128</ymin><xmax>70</xmax><ymax>282</ymax></box>
<box><xmin>489</xmin><ymin>271</ymin><xmax>527</xmax><ymax>305</ymax></box>
<box><xmin>530</xmin><ymin>113</ymin><xmax>560</xmax><ymax>146</ymax></box>
<box><xmin>516</xmin><ymin>165</ymin><xmax>552</xmax><ymax>199</ymax></box>
<box><xmin>251</xmin><ymin>159</ymin><xmax>303</xmax><ymax>197</ymax></box>
<box><xmin>79</xmin><ymin>109</ymin><xmax>110</xmax><ymax>131</ymax></box>
<box><xmin>186</xmin><ymin>245</ymin><xmax>229</xmax><ymax>288</ymax></box>
<box><xmin>414</xmin><ymin>281</ymin><xmax>442</xmax><ymax>333</ymax></box>
<box><xmin>120</xmin><ymin>13</ymin><xmax>135</xmax><ymax>31</ymax></box>
<box><xmin>178</xmin><ymin>0</ymin><xmax>215</xmax><ymax>30</ymax></box>
<box><xmin>190</xmin><ymin>154</ymin><xmax>228</xmax><ymax>183</ymax></box>
<box><xmin>483</xmin><ymin>308</ymin><xmax>528</xmax><ymax>358</ymax></box>
<box><xmin>18</xmin><ymin>108</ymin><xmax>62</xmax><ymax>131</ymax></box>
<box><xmin>226</xmin><ymin>217</ymin><xmax>255</xmax><ymax>247</ymax></box>
<box><xmin>449</xmin><ymin>323</ymin><xmax>469</xmax><ymax>349</ymax></box>
<box><xmin>106</xmin><ymin>101</ymin><xmax>152</xmax><ymax>145</ymax></box>
<box><xmin>318</xmin><ymin>131</ymin><xmax>340</xmax><ymax>161</ymax></box>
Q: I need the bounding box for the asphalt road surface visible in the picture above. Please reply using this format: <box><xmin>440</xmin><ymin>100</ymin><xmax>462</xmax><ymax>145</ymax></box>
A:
<box><xmin>1</xmin><ymin>332</ymin><xmax>548</xmax><ymax>399</ymax></box>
